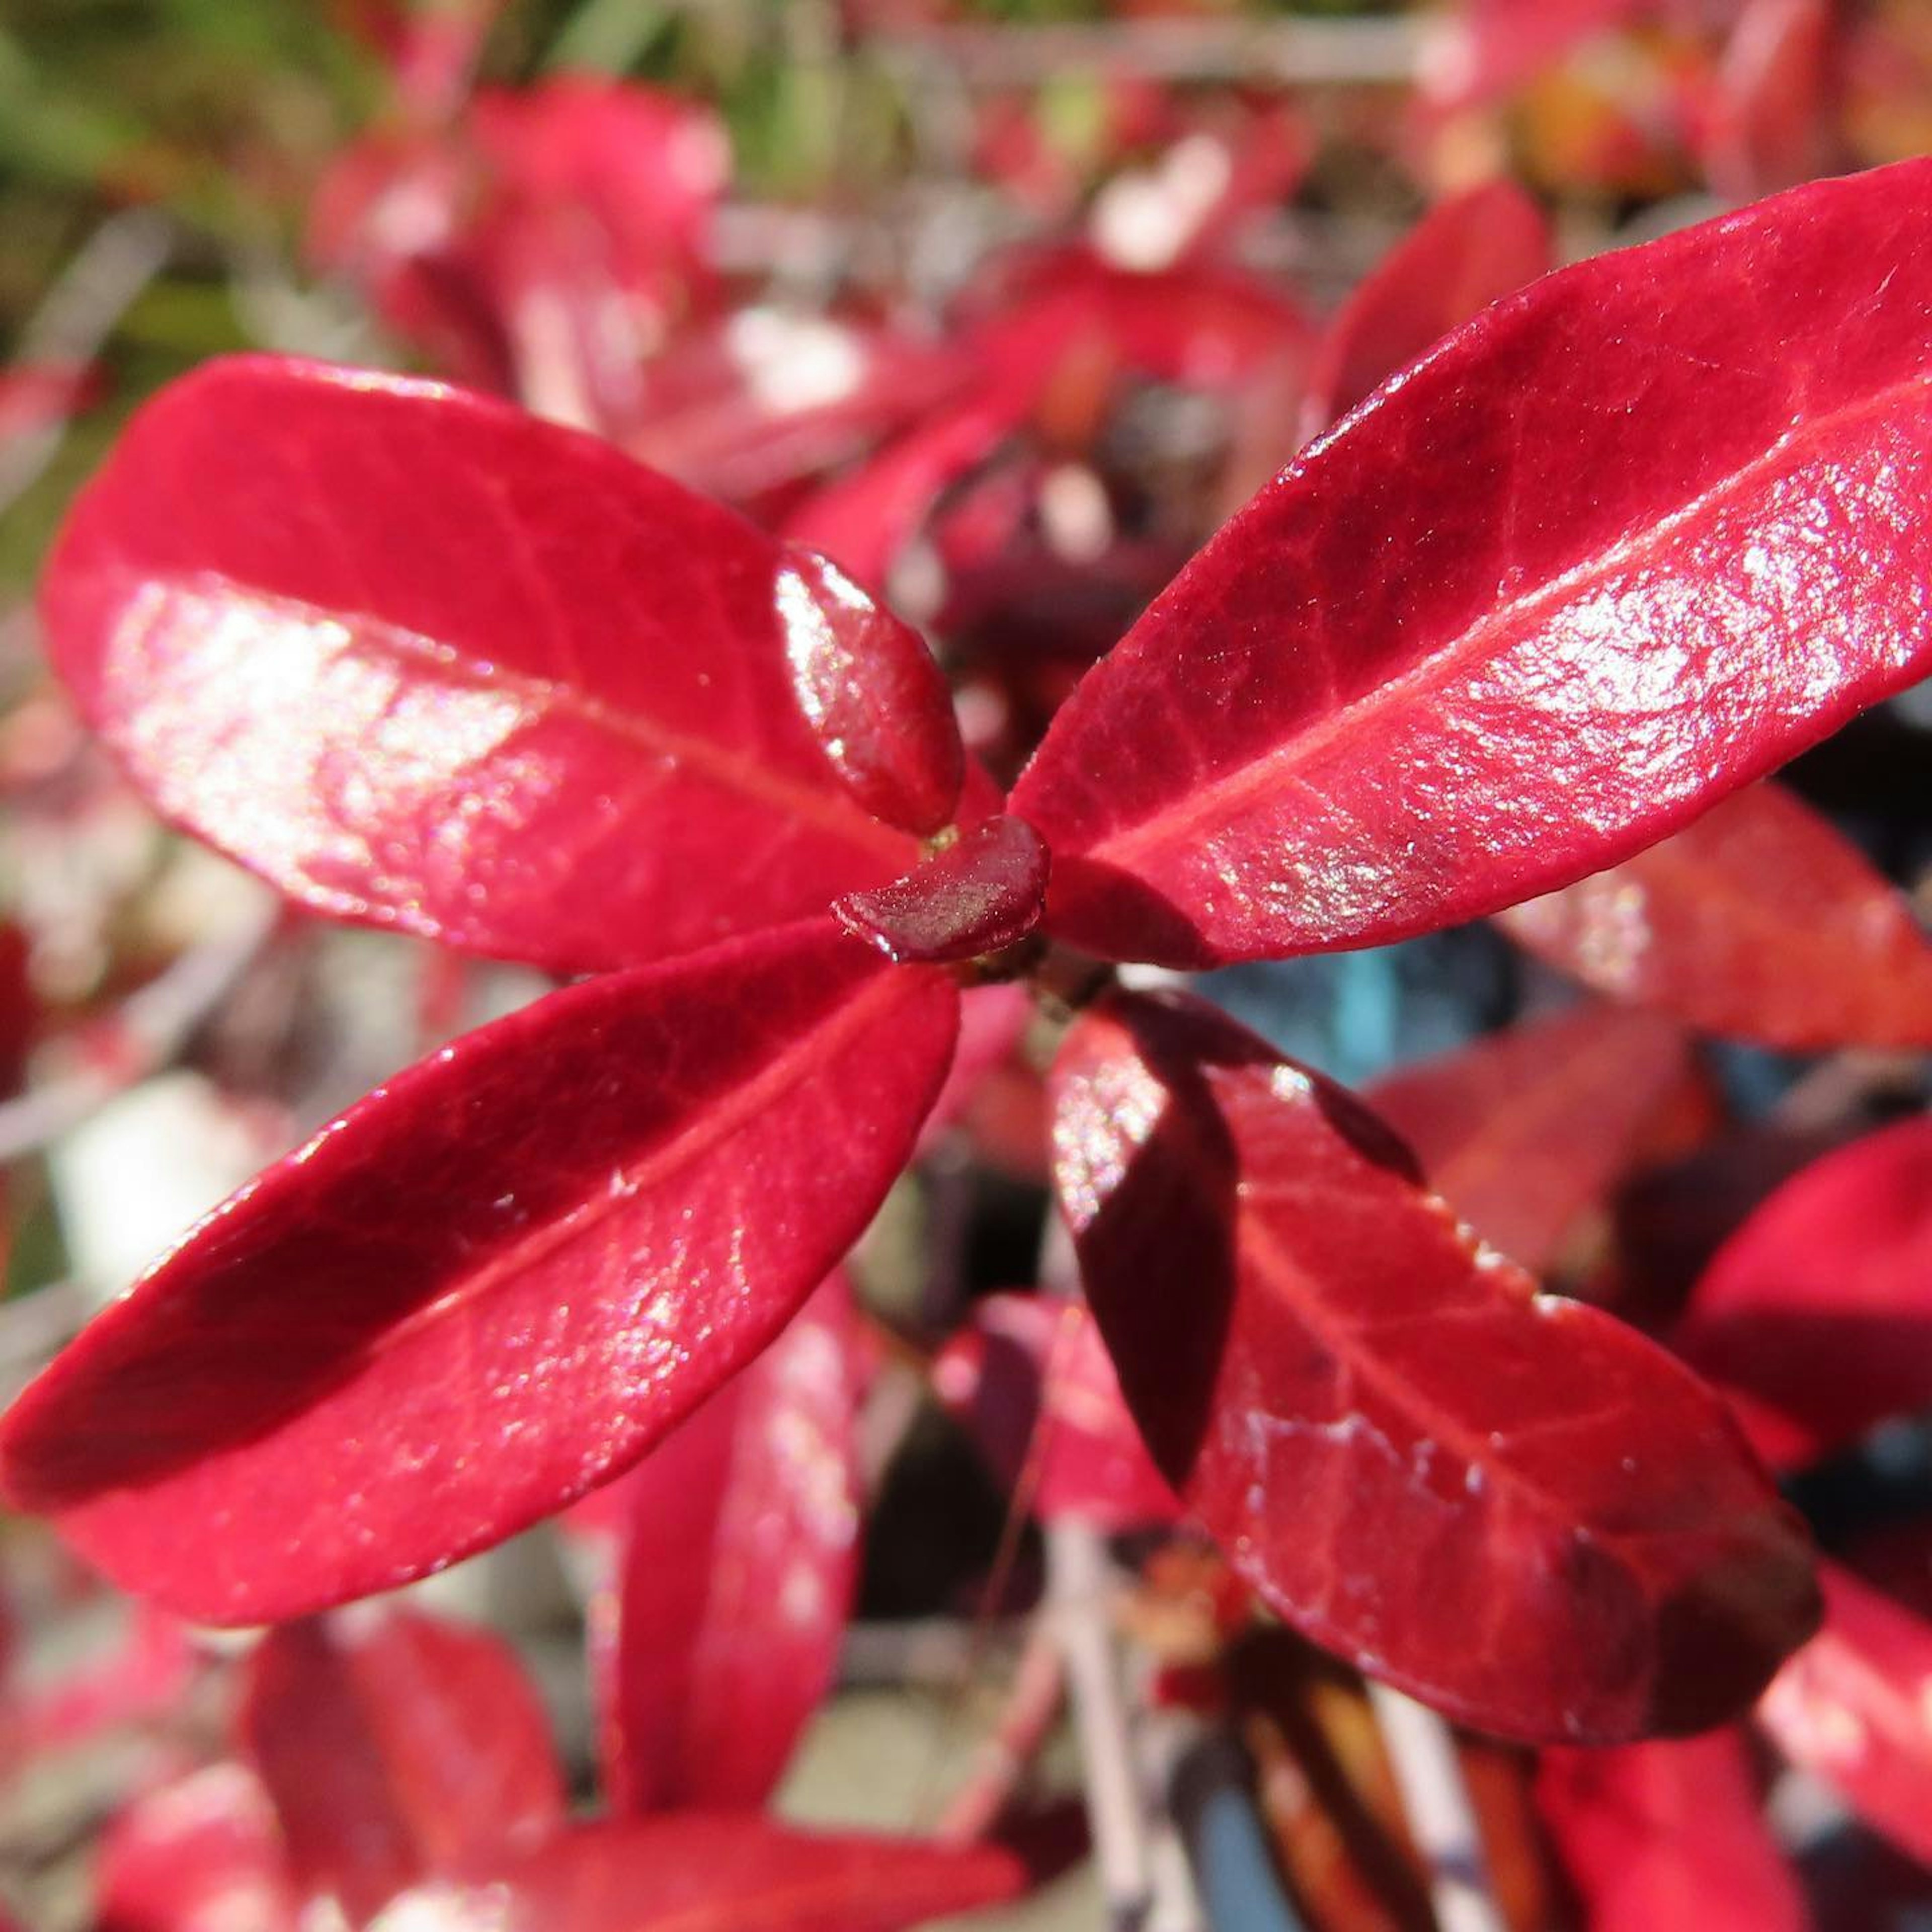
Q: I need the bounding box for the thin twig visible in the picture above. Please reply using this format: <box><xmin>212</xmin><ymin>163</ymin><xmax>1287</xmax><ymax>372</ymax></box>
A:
<box><xmin>936</xmin><ymin>1616</ymin><xmax>1067</xmax><ymax>1843</ymax></box>
<box><xmin>0</xmin><ymin>209</ymin><xmax>173</xmax><ymax>522</ymax></box>
<box><xmin>1366</xmin><ymin>1682</ymin><xmax>1505</xmax><ymax>1932</ymax></box>
<box><xmin>0</xmin><ymin>898</ymin><xmax>280</xmax><ymax>1165</ymax></box>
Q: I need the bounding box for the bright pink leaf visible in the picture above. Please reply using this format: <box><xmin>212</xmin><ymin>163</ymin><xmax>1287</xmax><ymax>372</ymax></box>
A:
<box><xmin>594</xmin><ymin>1273</ymin><xmax>860</xmax><ymax>1813</ymax></box>
<box><xmin>368</xmin><ymin>1817</ymin><xmax>1031</xmax><ymax>1932</ymax></box>
<box><xmin>1535</xmin><ymin>1730</ymin><xmax>1804</xmax><ymax>1931</ymax></box>
<box><xmin>833</xmin><ymin>814</ymin><xmax>1049</xmax><ymax>964</ymax></box>
<box><xmin>40</xmin><ymin>356</ymin><xmax>964</xmax><ymax>974</ymax></box>
<box><xmin>1758</xmin><ymin>1560</ymin><xmax>1932</xmax><ymax>1867</ymax></box>
<box><xmin>0</xmin><ymin>919</ymin><xmax>958</xmax><ymax>1622</ymax></box>
<box><xmin>1498</xmin><ymin>781</ymin><xmax>1932</xmax><ymax>1049</ymax></box>
<box><xmin>1301</xmin><ymin>181</ymin><xmax>1552</xmax><ymax>439</ymax></box>
<box><xmin>933</xmin><ymin>1292</ymin><xmax>1181</xmax><ymax>1532</ymax></box>
<box><xmin>1671</xmin><ymin>1115</ymin><xmax>1932</xmax><ymax>1470</ymax></box>
<box><xmin>1050</xmin><ymin>990</ymin><xmax>1817</xmax><ymax>1742</ymax></box>
<box><xmin>95</xmin><ymin>1763</ymin><xmax>300</xmax><ymax>1932</ymax></box>
<box><xmin>1011</xmin><ymin>163</ymin><xmax>1932</xmax><ymax>968</ymax></box>
<box><xmin>240</xmin><ymin>1607</ymin><xmax>565</xmax><ymax>1923</ymax></box>
<box><xmin>1364</xmin><ymin>1003</ymin><xmax>1690</xmax><ymax>1276</ymax></box>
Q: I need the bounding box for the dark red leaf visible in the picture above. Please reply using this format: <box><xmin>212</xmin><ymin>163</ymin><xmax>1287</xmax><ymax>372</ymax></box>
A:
<box><xmin>1757</xmin><ymin>1560</ymin><xmax>1932</xmax><ymax>1867</ymax></box>
<box><xmin>0</xmin><ymin>919</ymin><xmax>958</xmax><ymax>1622</ymax></box>
<box><xmin>1050</xmin><ymin>989</ymin><xmax>1817</xmax><ymax>1742</ymax></box>
<box><xmin>95</xmin><ymin>1763</ymin><xmax>300</xmax><ymax>1932</ymax></box>
<box><xmin>367</xmin><ymin>1817</ymin><xmax>1031</xmax><ymax>1932</ymax></box>
<box><xmin>833</xmin><ymin>814</ymin><xmax>1049</xmax><ymax>964</ymax></box>
<box><xmin>40</xmin><ymin>357</ymin><xmax>964</xmax><ymax>974</ymax></box>
<box><xmin>933</xmin><ymin>1292</ymin><xmax>1181</xmax><ymax>1531</ymax></box>
<box><xmin>1011</xmin><ymin>163</ymin><xmax>1932</xmax><ymax>968</ymax></box>
<box><xmin>240</xmin><ymin>1607</ymin><xmax>565</xmax><ymax>1923</ymax></box>
<box><xmin>1498</xmin><ymin>781</ymin><xmax>1932</xmax><ymax>1048</ymax></box>
<box><xmin>594</xmin><ymin>1273</ymin><xmax>860</xmax><ymax>1813</ymax></box>
<box><xmin>1671</xmin><ymin>1115</ymin><xmax>1932</xmax><ymax>1470</ymax></box>
<box><xmin>1535</xmin><ymin>1730</ymin><xmax>1804</xmax><ymax>1930</ymax></box>
<box><xmin>1364</xmin><ymin>1002</ymin><xmax>1691</xmax><ymax>1275</ymax></box>
<box><xmin>1301</xmin><ymin>181</ymin><xmax>1552</xmax><ymax>439</ymax></box>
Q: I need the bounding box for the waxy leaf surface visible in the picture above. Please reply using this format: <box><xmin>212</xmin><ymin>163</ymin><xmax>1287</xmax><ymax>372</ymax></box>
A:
<box><xmin>0</xmin><ymin>920</ymin><xmax>957</xmax><ymax>1622</ymax></box>
<box><xmin>41</xmin><ymin>357</ymin><xmax>963</xmax><ymax>975</ymax></box>
<box><xmin>1535</xmin><ymin>1731</ymin><xmax>1804</xmax><ymax>1931</ymax></box>
<box><xmin>933</xmin><ymin>1292</ymin><xmax>1181</xmax><ymax>1531</ymax></box>
<box><xmin>366</xmin><ymin>1817</ymin><xmax>1031</xmax><ymax>1932</ymax></box>
<box><xmin>1758</xmin><ymin>1561</ymin><xmax>1932</xmax><ymax>1867</ymax></box>
<box><xmin>1671</xmin><ymin>1116</ymin><xmax>1932</xmax><ymax>1469</ymax></box>
<box><xmin>834</xmin><ymin>813</ymin><xmax>1049</xmax><ymax>964</ymax></box>
<box><xmin>594</xmin><ymin>1274</ymin><xmax>860</xmax><ymax>1813</ymax></box>
<box><xmin>1301</xmin><ymin>180</ymin><xmax>1551</xmax><ymax>438</ymax></box>
<box><xmin>1012</xmin><ymin>163</ymin><xmax>1932</xmax><ymax>967</ymax></box>
<box><xmin>1499</xmin><ymin>782</ymin><xmax>1932</xmax><ymax>1047</ymax></box>
<box><xmin>240</xmin><ymin>1607</ymin><xmax>565</xmax><ymax>1923</ymax></box>
<box><xmin>1051</xmin><ymin>991</ymin><xmax>1817</xmax><ymax>1742</ymax></box>
<box><xmin>1364</xmin><ymin>1002</ymin><xmax>1690</xmax><ymax>1275</ymax></box>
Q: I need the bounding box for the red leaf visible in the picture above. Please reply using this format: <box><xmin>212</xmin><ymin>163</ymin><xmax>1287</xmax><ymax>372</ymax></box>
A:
<box><xmin>933</xmin><ymin>1292</ymin><xmax>1181</xmax><ymax>1531</ymax></box>
<box><xmin>1011</xmin><ymin>163</ymin><xmax>1932</xmax><ymax>968</ymax></box>
<box><xmin>594</xmin><ymin>1273</ymin><xmax>860</xmax><ymax>1813</ymax></box>
<box><xmin>1535</xmin><ymin>1730</ymin><xmax>1804</xmax><ymax>1931</ymax></box>
<box><xmin>1671</xmin><ymin>1115</ymin><xmax>1932</xmax><ymax>1469</ymax></box>
<box><xmin>1301</xmin><ymin>181</ymin><xmax>1552</xmax><ymax>439</ymax></box>
<box><xmin>240</xmin><ymin>1608</ymin><xmax>565</xmax><ymax>1923</ymax></box>
<box><xmin>1423</xmin><ymin>0</ymin><xmax>1649</xmax><ymax>110</ymax></box>
<box><xmin>1705</xmin><ymin>0</ymin><xmax>1839</xmax><ymax>200</ymax></box>
<box><xmin>1498</xmin><ymin>781</ymin><xmax>1932</xmax><ymax>1048</ymax></box>
<box><xmin>40</xmin><ymin>357</ymin><xmax>963</xmax><ymax>975</ymax></box>
<box><xmin>1363</xmin><ymin>1002</ymin><xmax>1691</xmax><ymax>1276</ymax></box>
<box><xmin>0</xmin><ymin>920</ymin><xmax>958</xmax><ymax>1622</ymax></box>
<box><xmin>95</xmin><ymin>1763</ymin><xmax>300</xmax><ymax>1932</ymax></box>
<box><xmin>368</xmin><ymin>1817</ymin><xmax>1031</xmax><ymax>1932</ymax></box>
<box><xmin>833</xmin><ymin>814</ymin><xmax>1049</xmax><ymax>964</ymax></box>
<box><xmin>1050</xmin><ymin>990</ymin><xmax>1817</xmax><ymax>1742</ymax></box>
<box><xmin>1758</xmin><ymin>1561</ymin><xmax>1932</xmax><ymax>1867</ymax></box>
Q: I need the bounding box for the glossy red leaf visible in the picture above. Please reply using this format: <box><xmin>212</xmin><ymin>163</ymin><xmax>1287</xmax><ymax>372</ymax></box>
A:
<box><xmin>833</xmin><ymin>814</ymin><xmax>1049</xmax><ymax>964</ymax></box>
<box><xmin>40</xmin><ymin>356</ymin><xmax>964</xmax><ymax>975</ymax></box>
<box><xmin>0</xmin><ymin>919</ymin><xmax>958</xmax><ymax>1622</ymax></box>
<box><xmin>1498</xmin><ymin>781</ymin><xmax>1932</xmax><ymax>1048</ymax></box>
<box><xmin>368</xmin><ymin>1817</ymin><xmax>1030</xmax><ymax>1932</ymax></box>
<box><xmin>933</xmin><ymin>1292</ymin><xmax>1181</xmax><ymax>1531</ymax></box>
<box><xmin>1364</xmin><ymin>1003</ymin><xmax>1691</xmax><ymax>1275</ymax></box>
<box><xmin>240</xmin><ymin>1607</ymin><xmax>565</xmax><ymax>1923</ymax></box>
<box><xmin>1671</xmin><ymin>1115</ymin><xmax>1932</xmax><ymax>1470</ymax></box>
<box><xmin>1758</xmin><ymin>1560</ymin><xmax>1932</xmax><ymax>1867</ymax></box>
<box><xmin>1050</xmin><ymin>990</ymin><xmax>1817</xmax><ymax>1743</ymax></box>
<box><xmin>1011</xmin><ymin>163</ymin><xmax>1932</xmax><ymax>969</ymax></box>
<box><xmin>95</xmin><ymin>1763</ymin><xmax>300</xmax><ymax>1932</ymax></box>
<box><xmin>1535</xmin><ymin>1730</ymin><xmax>1804</xmax><ymax>1931</ymax></box>
<box><xmin>1301</xmin><ymin>181</ymin><xmax>1552</xmax><ymax>439</ymax></box>
<box><xmin>594</xmin><ymin>1273</ymin><xmax>860</xmax><ymax>1813</ymax></box>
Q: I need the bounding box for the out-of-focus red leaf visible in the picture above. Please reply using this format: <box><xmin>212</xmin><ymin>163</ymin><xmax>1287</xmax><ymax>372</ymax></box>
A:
<box><xmin>1535</xmin><ymin>1729</ymin><xmax>1803</xmax><ymax>1930</ymax></box>
<box><xmin>41</xmin><ymin>357</ymin><xmax>964</xmax><ymax>974</ymax></box>
<box><xmin>12</xmin><ymin>1602</ymin><xmax>193</xmax><ymax>1754</ymax></box>
<box><xmin>1011</xmin><ymin>163</ymin><xmax>1932</xmax><ymax>969</ymax></box>
<box><xmin>1423</xmin><ymin>0</ymin><xmax>1650</xmax><ymax>110</ymax></box>
<box><xmin>0</xmin><ymin>362</ymin><xmax>96</xmax><ymax>448</ymax></box>
<box><xmin>95</xmin><ymin>1763</ymin><xmax>301</xmax><ymax>1932</ymax></box>
<box><xmin>594</xmin><ymin>1273</ymin><xmax>860</xmax><ymax>1813</ymax></box>
<box><xmin>0</xmin><ymin>920</ymin><xmax>957</xmax><ymax>1623</ymax></box>
<box><xmin>834</xmin><ymin>814</ymin><xmax>1049</xmax><ymax>964</ymax></box>
<box><xmin>934</xmin><ymin>1292</ymin><xmax>1181</xmax><ymax>1532</ymax></box>
<box><xmin>1364</xmin><ymin>1003</ymin><xmax>1691</xmax><ymax>1276</ymax></box>
<box><xmin>1050</xmin><ymin>989</ymin><xmax>1817</xmax><ymax>1742</ymax></box>
<box><xmin>1301</xmin><ymin>181</ymin><xmax>1552</xmax><ymax>439</ymax></box>
<box><xmin>366</xmin><ymin>1817</ymin><xmax>1032</xmax><ymax>1931</ymax></box>
<box><xmin>1758</xmin><ymin>1561</ymin><xmax>1932</xmax><ymax>1867</ymax></box>
<box><xmin>917</xmin><ymin>979</ymin><xmax>1033</xmax><ymax>1155</ymax></box>
<box><xmin>1705</xmin><ymin>0</ymin><xmax>1839</xmax><ymax>199</ymax></box>
<box><xmin>1670</xmin><ymin>1116</ymin><xmax>1932</xmax><ymax>1470</ymax></box>
<box><xmin>1498</xmin><ymin>783</ymin><xmax>1932</xmax><ymax>1048</ymax></box>
<box><xmin>240</xmin><ymin>1607</ymin><xmax>565</xmax><ymax>1923</ymax></box>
